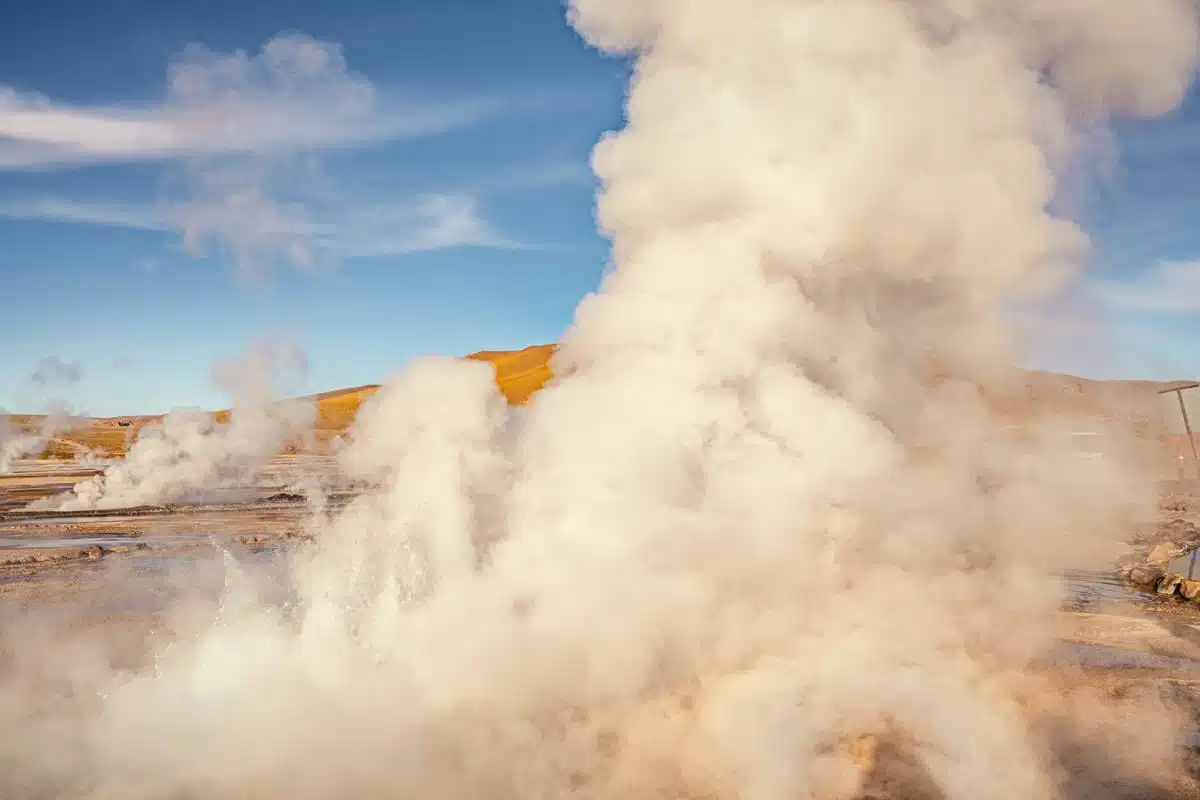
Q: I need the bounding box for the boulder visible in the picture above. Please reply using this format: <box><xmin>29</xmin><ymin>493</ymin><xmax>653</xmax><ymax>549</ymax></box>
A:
<box><xmin>1180</xmin><ymin>580</ymin><xmax>1200</xmax><ymax>601</ymax></box>
<box><xmin>1128</xmin><ymin>566</ymin><xmax>1165</xmax><ymax>588</ymax></box>
<box><xmin>1148</xmin><ymin>542</ymin><xmax>1176</xmax><ymax>566</ymax></box>
<box><xmin>1158</xmin><ymin>573</ymin><xmax>1184</xmax><ymax>597</ymax></box>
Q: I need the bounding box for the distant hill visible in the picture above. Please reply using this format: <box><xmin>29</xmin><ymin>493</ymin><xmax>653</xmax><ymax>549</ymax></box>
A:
<box><xmin>12</xmin><ymin>345</ymin><xmax>558</xmax><ymax>458</ymax></box>
<box><xmin>466</xmin><ymin>343</ymin><xmax>558</xmax><ymax>404</ymax></box>
<box><xmin>8</xmin><ymin>343</ymin><xmax>1193</xmax><ymax>461</ymax></box>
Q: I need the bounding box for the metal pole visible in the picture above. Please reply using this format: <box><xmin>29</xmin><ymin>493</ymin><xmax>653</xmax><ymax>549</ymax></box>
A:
<box><xmin>1176</xmin><ymin>389</ymin><xmax>1200</xmax><ymax>481</ymax></box>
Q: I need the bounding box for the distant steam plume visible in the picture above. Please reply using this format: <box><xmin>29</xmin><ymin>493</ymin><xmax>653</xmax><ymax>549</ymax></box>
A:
<box><xmin>3</xmin><ymin>3</ymin><xmax>1200</xmax><ymax>798</ymax></box>
<box><xmin>0</xmin><ymin>356</ymin><xmax>87</xmax><ymax>473</ymax></box>
<box><xmin>32</xmin><ymin>339</ymin><xmax>315</xmax><ymax>510</ymax></box>
<box><xmin>0</xmin><ymin>413</ymin><xmax>42</xmax><ymax>474</ymax></box>
<box><xmin>29</xmin><ymin>356</ymin><xmax>83</xmax><ymax>389</ymax></box>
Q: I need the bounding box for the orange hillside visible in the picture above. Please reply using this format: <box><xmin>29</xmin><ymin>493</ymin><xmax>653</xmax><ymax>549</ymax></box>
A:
<box><xmin>309</xmin><ymin>343</ymin><xmax>558</xmax><ymax>436</ymax></box>
<box><xmin>15</xmin><ymin>345</ymin><xmax>559</xmax><ymax>459</ymax></box>
<box><xmin>466</xmin><ymin>343</ymin><xmax>558</xmax><ymax>404</ymax></box>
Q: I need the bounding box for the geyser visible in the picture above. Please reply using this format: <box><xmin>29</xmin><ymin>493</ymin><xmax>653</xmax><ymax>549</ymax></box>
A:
<box><xmin>3</xmin><ymin>2</ymin><xmax>1200</xmax><ymax>798</ymax></box>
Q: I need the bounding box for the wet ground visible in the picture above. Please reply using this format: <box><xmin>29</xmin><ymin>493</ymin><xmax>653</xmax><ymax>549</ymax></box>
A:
<box><xmin>3</xmin><ymin>460</ymin><xmax>1200</xmax><ymax>659</ymax></box>
<box><xmin>0</xmin><ymin>457</ymin><xmax>328</xmax><ymax>611</ymax></box>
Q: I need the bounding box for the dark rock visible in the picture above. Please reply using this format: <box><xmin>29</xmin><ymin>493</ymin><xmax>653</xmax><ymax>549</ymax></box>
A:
<box><xmin>109</xmin><ymin>542</ymin><xmax>151</xmax><ymax>554</ymax></box>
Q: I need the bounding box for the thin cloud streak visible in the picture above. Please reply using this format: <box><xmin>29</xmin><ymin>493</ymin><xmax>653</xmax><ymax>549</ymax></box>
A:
<box><xmin>0</xmin><ymin>34</ymin><xmax>498</xmax><ymax>171</ymax></box>
<box><xmin>0</xmin><ymin>197</ymin><xmax>170</xmax><ymax>230</ymax></box>
<box><xmin>477</xmin><ymin>161</ymin><xmax>595</xmax><ymax>192</ymax></box>
<box><xmin>335</xmin><ymin>194</ymin><xmax>536</xmax><ymax>257</ymax></box>
<box><xmin>0</xmin><ymin>191</ymin><xmax>533</xmax><ymax>261</ymax></box>
<box><xmin>1090</xmin><ymin>259</ymin><xmax>1200</xmax><ymax>314</ymax></box>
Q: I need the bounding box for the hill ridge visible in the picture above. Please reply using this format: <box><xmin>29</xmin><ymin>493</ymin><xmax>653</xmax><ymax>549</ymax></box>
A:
<box><xmin>7</xmin><ymin>344</ymin><xmax>1193</xmax><ymax>460</ymax></box>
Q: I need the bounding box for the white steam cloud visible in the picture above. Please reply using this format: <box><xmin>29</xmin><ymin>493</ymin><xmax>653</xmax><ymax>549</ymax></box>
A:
<box><xmin>0</xmin><ymin>356</ymin><xmax>87</xmax><ymax>473</ymax></box>
<box><xmin>0</xmin><ymin>413</ymin><xmax>43</xmax><ymax>474</ymax></box>
<box><xmin>32</xmin><ymin>339</ymin><xmax>315</xmax><ymax>511</ymax></box>
<box><xmin>3</xmin><ymin>2</ymin><xmax>1200</xmax><ymax>798</ymax></box>
<box><xmin>28</xmin><ymin>356</ymin><xmax>83</xmax><ymax>389</ymax></box>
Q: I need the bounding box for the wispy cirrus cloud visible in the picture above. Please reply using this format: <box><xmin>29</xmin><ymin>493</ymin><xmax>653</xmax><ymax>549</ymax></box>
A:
<box><xmin>0</xmin><ymin>196</ymin><xmax>166</xmax><ymax>230</ymax></box>
<box><xmin>0</xmin><ymin>190</ymin><xmax>531</xmax><ymax>267</ymax></box>
<box><xmin>1090</xmin><ymin>259</ymin><xmax>1200</xmax><ymax>314</ymax></box>
<box><xmin>0</xmin><ymin>33</ymin><xmax>492</xmax><ymax>170</ymax></box>
<box><xmin>0</xmin><ymin>32</ymin><xmax>538</xmax><ymax>277</ymax></box>
<box><xmin>474</xmin><ymin>161</ymin><xmax>595</xmax><ymax>193</ymax></box>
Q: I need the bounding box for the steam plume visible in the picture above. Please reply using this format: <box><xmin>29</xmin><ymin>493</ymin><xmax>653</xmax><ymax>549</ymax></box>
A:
<box><xmin>0</xmin><ymin>412</ymin><xmax>43</xmax><ymax>473</ymax></box>
<box><xmin>4</xmin><ymin>2</ymin><xmax>1200</xmax><ymax>798</ymax></box>
<box><xmin>33</xmin><ymin>339</ymin><xmax>315</xmax><ymax>510</ymax></box>
<box><xmin>0</xmin><ymin>357</ymin><xmax>87</xmax><ymax>473</ymax></box>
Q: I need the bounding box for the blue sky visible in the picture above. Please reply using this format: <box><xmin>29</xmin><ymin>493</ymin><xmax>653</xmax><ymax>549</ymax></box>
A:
<box><xmin>0</xmin><ymin>0</ymin><xmax>1197</xmax><ymax>416</ymax></box>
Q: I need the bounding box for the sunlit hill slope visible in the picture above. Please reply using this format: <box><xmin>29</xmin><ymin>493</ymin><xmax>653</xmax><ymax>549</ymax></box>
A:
<box><xmin>18</xmin><ymin>345</ymin><xmax>557</xmax><ymax>459</ymax></box>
